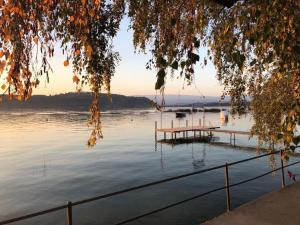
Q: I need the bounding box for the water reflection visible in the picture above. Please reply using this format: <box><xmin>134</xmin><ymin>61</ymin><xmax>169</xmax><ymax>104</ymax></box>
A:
<box><xmin>0</xmin><ymin>110</ymin><xmax>299</xmax><ymax>225</ymax></box>
<box><xmin>192</xmin><ymin>143</ymin><xmax>206</xmax><ymax>170</ymax></box>
<box><xmin>159</xmin><ymin>142</ymin><xmax>165</xmax><ymax>170</ymax></box>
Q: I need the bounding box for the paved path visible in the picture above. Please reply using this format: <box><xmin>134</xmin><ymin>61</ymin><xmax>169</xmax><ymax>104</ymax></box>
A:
<box><xmin>201</xmin><ymin>181</ymin><xmax>300</xmax><ymax>225</ymax></box>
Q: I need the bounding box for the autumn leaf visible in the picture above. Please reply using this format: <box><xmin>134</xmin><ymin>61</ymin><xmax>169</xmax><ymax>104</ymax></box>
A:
<box><xmin>87</xmin><ymin>136</ymin><xmax>96</xmax><ymax>147</ymax></box>
<box><xmin>85</xmin><ymin>45</ymin><xmax>93</xmax><ymax>57</ymax></box>
<box><xmin>4</xmin><ymin>34</ymin><xmax>11</xmax><ymax>41</ymax></box>
<box><xmin>33</xmin><ymin>36</ymin><xmax>38</xmax><ymax>45</ymax></box>
<box><xmin>64</xmin><ymin>60</ymin><xmax>69</xmax><ymax>67</ymax></box>
<box><xmin>88</xmin><ymin>10</ymin><xmax>95</xmax><ymax>17</ymax></box>
<box><xmin>70</xmin><ymin>16</ymin><xmax>75</xmax><ymax>22</ymax></box>
<box><xmin>73</xmin><ymin>75</ymin><xmax>80</xmax><ymax>83</ymax></box>
<box><xmin>75</xmin><ymin>49</ymin><xmax>81</xmax><ymax>55</ymax></box>
<box><xmin>0</xmin><ymin>51</ymin><xmax>4</xmax><ymax>58</ymax></box>
<box><xmin>1</xmin><ymin>84</ymin><xmax>6</xmax><ymax>90</ymax></box>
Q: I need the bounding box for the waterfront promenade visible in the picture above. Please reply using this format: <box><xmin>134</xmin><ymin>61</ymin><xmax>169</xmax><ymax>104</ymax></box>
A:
<box><xmin>202</xmin><ymin>181</ymin><xmax>300</xmax><ymax>225</ymax></box>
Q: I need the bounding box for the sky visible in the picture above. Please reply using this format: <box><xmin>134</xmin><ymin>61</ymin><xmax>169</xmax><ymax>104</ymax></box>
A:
<box><xmin>35</xmin><ymin>18</ymin><xmax>223</xmax><ymax>97</ymax></box>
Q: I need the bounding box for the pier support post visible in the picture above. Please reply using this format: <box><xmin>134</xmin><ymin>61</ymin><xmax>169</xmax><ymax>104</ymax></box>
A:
<box><xmin>224</xmin><ymin>163</ymin><xmax>231</xmax><ymax>212</ymax></box>
<box><xmin>171</xmin><ymin>120</ymin><xmax>174</xmax><ymax>139</ymax></box>
<box><xmin>164</xmin><ymin>132</ymin><xmax>166</xmax><ymax>140</ymax></box>
<box><xmin>155</xmin><ymin>121</ymin><xmax>157</xmax><ymax>142</ymax></box>
<box><xmin>67</xmin><ymin>201</ymin><xmax>73</xmax><ymax>225</ymax></box>
<box><xmin>199</xmin><ymin>119</ymin><xmax>201</xmax><ymax>136</ymax></box>
<box><xmin>233</xmin><ymin>134</ymin><xmax>236</xmax><ymax>147</ymax></box>
<box><xmin>186</xmin><ymin>120</ymin><xmax>188</xmax><ymax>137</ymax></box>
<box><xmin>280</xmin><ymin>150</ymin><xmax>286</xmax><ymax>188</ymax></box>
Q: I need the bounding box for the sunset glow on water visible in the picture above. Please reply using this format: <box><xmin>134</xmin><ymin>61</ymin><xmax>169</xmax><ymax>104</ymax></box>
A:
<box><xmin>0</xmin><ymin>110</ymin><xmax>299</xmax><ymax>225</ymax></box>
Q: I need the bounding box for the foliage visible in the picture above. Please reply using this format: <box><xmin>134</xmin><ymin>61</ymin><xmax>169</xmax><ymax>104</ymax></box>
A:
<box><xmin>0</xmin><ymin>0</ymin><xmax>299</xmax><ymax>150</ymax></box>
<box><xmin>127</xmin><ymin>0</ymin><xmax>300</xmax><ymax>154</ymax></box>
<box><xmin>0</xmin><ymin>0</ymin><xmax>124</xmax><ymax>146</ymax></box>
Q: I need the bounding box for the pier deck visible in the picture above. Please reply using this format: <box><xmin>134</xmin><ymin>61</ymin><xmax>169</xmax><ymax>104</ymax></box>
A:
<box><xmin>156</xmin><ymin>125</ymin><xmax>220</xmax><ymax>133</ymax></box>
<box><xmin>155</xmin><ymin>122</ymin><xmax>252</xmax><ymax>146</ymax></box>
<box><xmin>156</xmin><ymin>126</ymin><xmax>251</xmax><ymax>136</ymax></box>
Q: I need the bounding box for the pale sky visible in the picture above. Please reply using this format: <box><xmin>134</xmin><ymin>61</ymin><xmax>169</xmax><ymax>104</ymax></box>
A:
<box><xmin>35</xmin><ymin>18</ymin><xmax>223</xmax><ymax>97</ymax></box>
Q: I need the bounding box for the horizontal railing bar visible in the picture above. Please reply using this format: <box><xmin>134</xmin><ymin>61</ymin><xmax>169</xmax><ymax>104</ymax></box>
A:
<box><xmin>227</xmin><ymin>150</ymin><xmax>280</xmax><ymax>166</ymax></box>
<box><xmin>0</xmin><ymin>205</ymin><xmax>67</xmax><ymax>225</ymax></box>
<box><xmin>72</xmin><ymin>164</ymin><xmax>225</xmax><ymax>206</ymax></box>
<box><xmin>114</xmin><ymin>186</ymin><xmax>225</xmax><ymax>225</ymax></box>
<box><xmin>113</xmin><ymin>160</ymin><xmax>300</xmax><ymax>225</ymax></box>
<box><xmin>73</xmin><ymin>151</ymin><xmax>281</xmax><ymax>206</ymax></box>
<box><xmin>283</xmin><ymin>160</ymin><xmax>300</xmax><ymax>169</ymax></box>
<box><xmin>230</xmin><ymin>167</ymin><xmax>282</xmax><ymax>188</ymax></box>
<box><xmin>230</xmin><ymin>160</ymin><xmax>300</xmax><ymax>189</ymax></box>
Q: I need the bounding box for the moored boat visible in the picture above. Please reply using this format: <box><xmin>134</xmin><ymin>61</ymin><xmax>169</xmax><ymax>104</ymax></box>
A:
<box><xmin>176</xmin><ymin>112</ymin><xmax>186</xmax><ymax>118</ymax></box>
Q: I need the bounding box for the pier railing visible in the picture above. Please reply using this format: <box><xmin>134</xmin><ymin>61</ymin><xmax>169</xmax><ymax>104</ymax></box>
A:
<box><xmin>1</xmin><ymin>150</ymin><xmax>299</xmax><ymax>225</ymax></box>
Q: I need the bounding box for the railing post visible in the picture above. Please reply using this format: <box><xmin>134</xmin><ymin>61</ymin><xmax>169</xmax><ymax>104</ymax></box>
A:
<box><xmin>67</xmin><ymin>201</ymin><xmax>73</xmax><ymax>225</ymax></box>
<box><xmin>224</xmin><ymin>163</ymin><xmax>231</xmax><ymax>212</ymax></box>
<box><xmin>280</xmin><ymin>150</ymin><xmax>286</xmax><ymax>188</ymax></box>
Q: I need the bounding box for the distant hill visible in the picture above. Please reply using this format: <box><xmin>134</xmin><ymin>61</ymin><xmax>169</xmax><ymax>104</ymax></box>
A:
<box><xmin>0</xmin><ymin>93</ymin><xmax>153</xmax><ymax>111</ymax></box>
<box><xmin>140</xmin><ymin>95</ymin><xmax>231</xmax><ymax>106</ymax></box>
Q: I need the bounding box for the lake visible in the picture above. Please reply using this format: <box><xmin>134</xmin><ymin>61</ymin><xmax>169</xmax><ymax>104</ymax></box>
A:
<box><xmin>0</xmin><ymin>109</ymin><xmax>299</xmax><ymax>225</ymax></box>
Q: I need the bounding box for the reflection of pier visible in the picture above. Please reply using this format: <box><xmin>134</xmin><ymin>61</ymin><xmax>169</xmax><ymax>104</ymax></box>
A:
<box><xmin>155</xmin><ymin>120</ymin><xmax>251</xmax><ymax>147</ymax></box>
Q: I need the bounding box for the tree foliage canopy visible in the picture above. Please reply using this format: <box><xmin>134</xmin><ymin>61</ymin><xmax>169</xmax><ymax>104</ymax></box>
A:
<box><xmin>0</xmin><ymin>0</ymin><xmax>299</xmax><ymax>150</ymax></box>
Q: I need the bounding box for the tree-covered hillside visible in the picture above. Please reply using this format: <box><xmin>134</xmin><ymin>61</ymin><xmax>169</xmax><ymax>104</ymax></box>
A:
<box><xmin>0</xmin><ymin>93</ymin><xmax>152</xmax><ymax>111</ymax></box>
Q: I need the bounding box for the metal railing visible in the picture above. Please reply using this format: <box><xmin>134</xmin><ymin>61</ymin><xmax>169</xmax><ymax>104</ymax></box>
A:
<box><xmin>0</xmin><ymin>150</ymin><xmax>299</xmax><ymax>225</ymax></box>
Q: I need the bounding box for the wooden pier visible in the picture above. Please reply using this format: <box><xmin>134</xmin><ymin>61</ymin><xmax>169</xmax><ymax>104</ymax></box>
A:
<box><xmin>155</xmin><ymin>120</ymin><xmax>252</xmax><ymax>146</ymax></box>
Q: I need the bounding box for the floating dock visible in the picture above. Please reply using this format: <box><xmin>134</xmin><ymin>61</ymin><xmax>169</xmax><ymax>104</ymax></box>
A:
<box><xmin>154</xmin><ymin>120</ymin><xmax>251</xmax><ymax>146</ymax></box>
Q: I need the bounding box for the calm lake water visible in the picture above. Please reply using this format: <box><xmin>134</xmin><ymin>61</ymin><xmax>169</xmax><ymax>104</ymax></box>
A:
<box><xmin>0</xmin><ymin>109</ymin><xmax>299</xmax><ymax>225</ymax></box>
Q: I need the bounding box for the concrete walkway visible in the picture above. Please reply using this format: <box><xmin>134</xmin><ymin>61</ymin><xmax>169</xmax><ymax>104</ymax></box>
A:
<box><xmin>201</xmin><ymin>181</ymin><xmax>300</xmax><ymax>225</ymax></box>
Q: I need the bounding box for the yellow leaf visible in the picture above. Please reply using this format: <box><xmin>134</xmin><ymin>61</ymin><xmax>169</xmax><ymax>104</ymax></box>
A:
<box><xmin>1</xmin><ymin>84</ymin><xmax>6</xmax><ymax>90</ymax></box>
<box><xmin>33</xmin><ymin>35</ymin><xmax>38</xmax><ymax>45</ymax></box>
<box><xmin>87</xmin><ymin>137</ymin><xmax>96</xmax><ymax>146</ymax></box>
<box><xmin>85</xmin><ymin>45</ymin><xmax>92</xmax><ymax>57</ymax></box>
<box><xmin>64</xmin><ymin>60</ymin><xmax>69</xmax><ymax>67</ymax></box>
<box><xmin>223</xmin><ymin>25</ymin><xmax>230</xmax><ymax>35</ymax></box>
<box><xmin>287</xmin><ymin>123</ymin><xmax>294</xmax><ymax>132</ymax></box>
<box><xmin>88</xmin><ymin>9</ymin><xmax>95</xmax><ymax>17</ymax></box>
